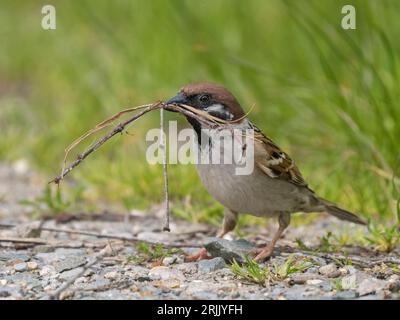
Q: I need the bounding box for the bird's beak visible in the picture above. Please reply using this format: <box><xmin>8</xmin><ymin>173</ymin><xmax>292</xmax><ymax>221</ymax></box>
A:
<box><xmin>166</xmin><ymin>92</ymin><xmax>186</xmax><ymax>105</ymax></box>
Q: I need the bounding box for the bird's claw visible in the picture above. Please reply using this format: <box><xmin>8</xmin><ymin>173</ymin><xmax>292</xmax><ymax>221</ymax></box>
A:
<box><xmin>184</xmin><ymin>247</ymin><xmax>212</xmax><ymax>262</ymax></box>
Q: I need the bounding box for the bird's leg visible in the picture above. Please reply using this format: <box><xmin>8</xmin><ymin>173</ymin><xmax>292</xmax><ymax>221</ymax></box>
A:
<box><xmin>185</xmin><ymin>208</ymin><xmax>238</xmax><ymax>262</ymax></box>
<box><xmin>216</xmin><ymin>208</ymin><xmax>238</xmax><ymax>238</ymax></box>
<box><xmin>251</xmin><ymin>213</ymin><xmax>290</xmax><ymax>262</ymax></box>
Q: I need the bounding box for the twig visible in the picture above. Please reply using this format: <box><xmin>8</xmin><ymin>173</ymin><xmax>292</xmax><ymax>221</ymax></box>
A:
<box><xmin>275</xmin><ymin>244</ymin><xmax>400</xmax><ymax>268</ymax></box>
<box><xmin>0</xmin><ymin>237</ymin><xmax>47</xmax><ymax>244</ymax></box>
<box><xmin>0</xmin><ymin>223</ymin><xmax>202</xmax><ymax>248</ymax></box>
<box><xmin>49</xmin><ymin>101</ymin><xmax>163</xmax><ymax>184</ymax></box>
<box><xmin>49</xmin><ymin>243</ymin><xmax>119</xmax><ymax>300</ymax></box>
<box><xmin>160</xmin><ymin>107</ymin><xmax>170</xmax><ymax>232</ymax></box>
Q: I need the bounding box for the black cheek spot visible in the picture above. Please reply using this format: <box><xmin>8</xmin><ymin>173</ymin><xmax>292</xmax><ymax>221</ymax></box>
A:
<box><xmin>271</xmin><ymin>151</ymin><xmax>280</xmax><ymax>159</ymax></box>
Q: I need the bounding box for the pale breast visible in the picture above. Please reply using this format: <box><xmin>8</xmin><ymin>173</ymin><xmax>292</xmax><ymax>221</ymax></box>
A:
<box><xmin>195</xmin><ymin>129</ymin><xmax>305</xmax><ymax>217</ymax></box>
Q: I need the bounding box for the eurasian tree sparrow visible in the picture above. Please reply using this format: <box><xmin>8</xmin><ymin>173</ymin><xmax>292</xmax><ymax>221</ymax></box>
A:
<box><xmin>167</xmin><ymin>83</ymin><xmax>365</xmax><ymax>262</ymax></box>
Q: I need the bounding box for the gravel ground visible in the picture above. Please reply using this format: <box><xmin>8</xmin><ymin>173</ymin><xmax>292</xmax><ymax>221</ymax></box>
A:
<box><xmin>0</xmin><ymin>161</ymin><xmax>399</xmax><ymax>300</ymax></box>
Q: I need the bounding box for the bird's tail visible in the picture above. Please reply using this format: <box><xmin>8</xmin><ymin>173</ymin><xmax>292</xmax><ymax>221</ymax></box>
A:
<box><xmin>319</xmin><ymin>198</ymin><xmax>366</xmax><ymax>225</ymax></box>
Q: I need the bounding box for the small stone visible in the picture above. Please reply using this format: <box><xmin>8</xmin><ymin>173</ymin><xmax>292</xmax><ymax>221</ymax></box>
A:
<box><xmin>338</xmin><ymin>267</ymin><xmax>348</xmax><ymax>276</ymax></box>
<box><xmin>289</xmin><ymin>273</ymin><xmax>324</xmax><ymax>285</ymax></box>
<box><xmin>148</xmin><ymin>266</ymin><xmax>185</xmax><ymax>281</ymax></box>
<box><xmin>0</xmin><ymin>279</ymin><xmax>7</xmax><ymax>286</ymax></box>
<box><xmin>306</xmin><ymin>279</ymin><xmax>323</xmax><ymax>285</ymax></box>
<box><xmin>198</xmin><ymin>257</ymin><xmax>226</xmax><ymax>273</ymax></box>
<box><xmin>162</xmin><ymin>256</ymin><xmax>176</xmax><ymax>266</ymax></box>
<box><xmin>104</xmin><ymin>271</ymin><xmax>119</xmax><ymax>280</ymax></box>
<box><xmin>53</xmin><ymin>256</ymin><xmax>86</xmax><ymax>273</ymax></box>
<box><xmin>307</xmin><ymin>267</ymin><xmax>319</xmax><ymax>274</ymax></box>
<box><xmin>59</xmin><ymin>268</ymin><xmax>83</xmax><ymax>281</ymax></box>
<box><xmin>386</xmin><ymin>275</ymin><xmax>400</xmax><ymax>292</ymax></box>
<box><xmin>40</xmin><ymin>265</ymin><xmax>56</xmax><ymax>277</ymax></box>
<box><xmin>357</xmin><ymin>278</ymin><xmax>386</xmax><ymax>297</ymax></box>
<box><xmin>74</xmin><ymin>277</ymin><xmax>88</xmax><ymax>285</ymax></box>
<box><xmin>204</xmin><ymin>238</ymin><xmax>256</xmax><ymax>263</ymax></box>
<box><xmin>14</xmin><ymin>262</ymin><xmax>27</xmax><ymax>272</ymax></box>
<box><xmin>319</xmin><ymin>264</ymin><xmax>340</xmax><ymax>278</ymax></box>
<box><xmin>176</xmin><ymin>262</ymin><xmax>198</xmax><ymax>275</ymax></box>
<box><xmin>334</xmin><ymin>290</ymin><xmax>358</xmax><ymax>300</ymax></box>
<box><xmin>344</xmin><ymin>265</ymin><xmax>357</xmax><ymax>275</ymax></box>
<box><xmin>33</xmin><ymin>245</ymin><xmax>55</xmax><ymax>254</ymax></box>
<box><xmin>59</xmin><ymin>290</ymin><xmax>74</xmax><ymax>300</ymax></box>
<box><xmin>0</xmin><ymin>252</ymin><xmax>30</xmax><ymax>262</ymax></box>
<box><xmin>27</xmin><ymin>261</ymin><xmax>38</xmax><ymax>270</ymax></box>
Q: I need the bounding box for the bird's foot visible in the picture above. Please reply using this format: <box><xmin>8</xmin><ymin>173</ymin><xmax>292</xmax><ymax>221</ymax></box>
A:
<box><xmin>249</xmin><ymin>246</ymin><xmax>273</xmax><ymax>262</ymax></box>
<box><xmin>184</xmin><ymin>247</ymin><xmax>212</xmax><ymax>262</ymax></box>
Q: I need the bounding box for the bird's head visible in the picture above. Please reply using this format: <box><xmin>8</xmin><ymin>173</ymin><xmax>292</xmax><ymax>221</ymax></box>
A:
<box><xmin>166</xmin><ymin>82</ymin><xmax>245</xmax><ymax>122</ymax></box>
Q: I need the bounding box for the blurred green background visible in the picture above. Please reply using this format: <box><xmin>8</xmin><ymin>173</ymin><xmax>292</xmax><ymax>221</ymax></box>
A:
<box><xmin>0</xmin><ymin>0</ymin><xmax>399</xmax><ymax>224</ymax></box>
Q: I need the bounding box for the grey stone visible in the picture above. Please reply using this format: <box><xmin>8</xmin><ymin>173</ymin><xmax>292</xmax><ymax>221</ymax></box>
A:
<box><xmin>6</xmin><ymin>272</ymin><xmax>41</xmax><ymax>288</ymax></box>
<box><xmin>334</xmin><ymin>290</ymin><xmax>358</xmax><ymax>300</ymax></box>
<box><xmin>80</xmin><ymin>277</ymin><xmax>110</xmax><ymax>291</ymax></box>
<box><xmin>125</xmin><ymin>266</ymin><xmax>151</xmax><ymax>282</ymax></box>
<box><xmin>36</xmin><ymin>248</ymin><xmax>86</xmax><ymax>265</ymax></box>
<box><xmin>94</xmin><ymin>289</ymin><xmax>132</xmax><ymax>300</ymax></box>
<box><xmin>289</xmin><ymin>273</ymin><xmax>324</xmax><ymax>285</ymax></box>
<box><xmin>59</xmin><ymin>268</ymin><xmax>84</xmax><ymax>281</ymax></box>
<box><xmin>307</xmin><ymin>267</ymin><xmax>319</xmax><ymax>274</ymax></box>
<box><xmin>198</xmin><ymin>257</ymin><xmax>226</xmax><ymax>273</ymax></box>
<box><xmin>54</xmin><ymin>248</ymin><xmax>86</xmax><ymax>256</ymax></box>
<box><xmin>357</xmin><ymin>278</ymin><xmax>386</xmax><ymax>297</ymax></box>
<box><xmin>162</xmin><ymin>256</ymin><xmax>177</xmax><ymax>266</ymax></box>
<box><xmin>185</xmin><ymin>281</ymin><xmax>219</xmax><ymax>300</ymax></box>
<box><xmin>33</xmin><ymin>245</ymin><xmax>55</xmax><ymax>254</ymax></box>
<box><xmin>53</xmin><ymin>256</ymin><xmax>86</xmax><ymax>273</ymax></box>
<box><xmin>176</xmin><ymin>262</ymin><xmax>198</xmax><ymax>275</ymax></box>
<box><xmin>148</xmin><ymin>266</ymin><xmax>185</xmax><ymax>281</ymax></box>
<box><xmin>0</xmin><ymin>285</ymin><xmax>21</xmax><ymax>298</ymax></box>
<box><xmin>14</xmin><ymin>262</ymin><xmax>27</xmax><ymax>272</ymax></box>
<box><xmin>319</xmin><ymin>264</ymin><xmax>340</xmax><ymax>278</ymax></box>
<box><xmin>344</xmin><ymin>265</ymin><xmax>358</xmax><ymax>275</ymax></box>
<box><xmin>0</xmin><ymin>252</ymin><xmax>30</xmax><ymax>262</ymax></box>
<box><xmin>204</xmin><ymin>238</ymin><xmax>255</xmax><ymax>263</ymax></box>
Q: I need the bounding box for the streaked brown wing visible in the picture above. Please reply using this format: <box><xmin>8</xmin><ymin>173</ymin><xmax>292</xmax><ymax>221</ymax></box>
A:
<box><xmin>253</xmin><ymin>127</ymin><xmax>308</xmax><ymax>187</ymax></box>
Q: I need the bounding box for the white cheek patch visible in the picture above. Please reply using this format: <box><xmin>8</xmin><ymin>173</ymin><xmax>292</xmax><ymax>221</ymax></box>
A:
<box><xmin>204</xmin><ymin>103</ymin><xmax>234</xmax><ymax>120</ymax></box>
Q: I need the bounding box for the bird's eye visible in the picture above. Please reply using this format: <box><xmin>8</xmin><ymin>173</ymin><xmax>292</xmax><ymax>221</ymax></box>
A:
<box><xmin>199</xmin><ymin>94</ymin><xmax>210</xmax><ymax>103</ymax></box>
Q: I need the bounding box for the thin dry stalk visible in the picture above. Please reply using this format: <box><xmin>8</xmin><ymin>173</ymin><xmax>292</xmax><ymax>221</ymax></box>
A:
<box><xmin>50</xmin><ymin>101</ymin><xmax>163</xmax><ymax>184</ymax></box>
<box><xmin>160</xmin><ymin>107</ymin><xmax>170</xmax><ymax>232</ymax></box>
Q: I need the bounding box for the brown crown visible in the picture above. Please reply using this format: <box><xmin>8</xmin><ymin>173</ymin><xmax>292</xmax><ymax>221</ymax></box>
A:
<box><xmin>180</xmin><ymin>82</ymin><xmax>246</xmax><ymax>120</ymax></box>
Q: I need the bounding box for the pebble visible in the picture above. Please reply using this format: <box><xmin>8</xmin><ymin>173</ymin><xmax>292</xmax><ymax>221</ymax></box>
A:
<box><xmin>162</xmin><ymin>256</ymin><xmax>177</xmax><ymax>266</ymax></box>
<box><xmin>14</xmin><ymin>262</ymin><xmax>27</xmax><ymax>272</ymax></box>
<box><xmin>357</xmin><ymin>278</ymin><xmax>386</xmax><ymax>297</ymax></box>
<box><xmin>289</xmin><ymin>273</ymin><xmax>324</xmax><ymax>284</ymax></box>
<box><xmin>59</xmin><ymin>268</ymin><xmax>83</xmax><ymax>281</ymax></box>
<box><xmin>319</xmin><ymin>264</ymin><xmax>340</xmax><ymax>278</ymax></box>
<box><xmin>334</xmin><ymin>290</ymin><xmax>358</xmax><ymax>300</ymax></box>
<box><xmin>198</xmin><ymin>257</ymin><xmax>226</xmax><ymax>273</ymax></box>
<box><xmin>104</xmin><ymin>271</ymin><xmax>119</xmax><ymax>280</ymax></box>
<box><xmin>148</xmin><ymin>266</ymin><xmax>185</xmax><ymax>281</ymax></box>
<box><xmin>204</xmin><ymin>238</ymin><xmax>255</xmax><ymax>263</ymax></box>
<box><xmin>0</xmin><ymin>252</ymin><xmax>30</xmax><ymax>262</ymax></box>
<box><xmin>54</xmin><ymin>256</ymin><xmax>86</xmax><ymax>273</ymax></box>
<box><xmin>39</xmin><ymin>265</ymin><xmax>57</xmax><ymax>277</ymax></box>
<box><xmin>306</xmin><ymin>279</ymin><xmax>323</xmax><ymax>285</ymax></box>
<box><xmin>27</xmin><ymin>261</ymin><xmax>38</xmax><ymax>270</ymax></box>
